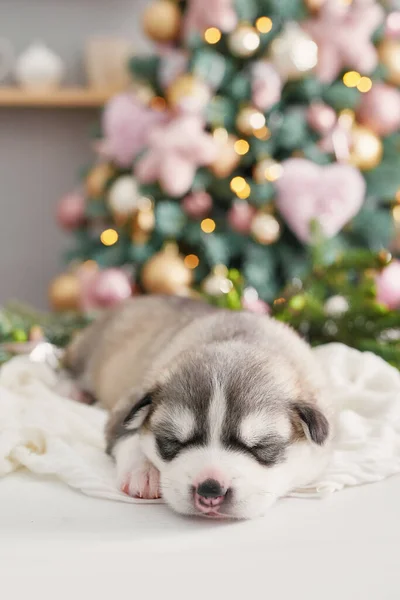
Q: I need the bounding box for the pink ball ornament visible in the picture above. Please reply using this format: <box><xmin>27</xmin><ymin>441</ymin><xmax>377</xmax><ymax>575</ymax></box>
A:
<box><xmin>184</xmin><ymin>0</ymin><xmax>237</xmax><ymax>37</ymax></box>
<box><xmin>228</xmin><ymin>202</ymin><xmax>256</xmax><ymax>234</ymax></box>
<box><xmin>242</xmin><ymin>287</ymin><xmax>270</xmax><ymax>314</ymax></box>
<box><xmin>182</xmin><ymin>191</ymin><xmax>212</xmax><ymax>219</ymax></box>
<box><xmin>385</xmin><ymin>12</ymin><xmax>400</xmax><ymax>39</ymax></box>
<box><xmin>76</xmin><ymin>262</ymin><xmax>99</xmax><ymax>312</ymax></box>
<box><xmin>376</xmin><ymin>260</ymin><xmax>400</xmax><ymax>310</ymax></box>
<box><xmin>56</xmin><ymin>192</ymin><xmax>86</xmax><ymax>230</ymax></box>
<box><xmin>356</xmin><ymin>83</ymin><xmax>400</xmax><ymax>137</ymax></box>
<box><xmin>91</xmin><ymin>268</ymin><xmax>132</xmax><ymax>308</ymax></box>
<box><xmin>307</xmin><ymin>103</ymin><xmax>337</xmax><ymax>134</ymax></box>
<box><xmin>243</xmin><ymin>297</ymin><xmax>270</xmax><ymax>314</ymax></box>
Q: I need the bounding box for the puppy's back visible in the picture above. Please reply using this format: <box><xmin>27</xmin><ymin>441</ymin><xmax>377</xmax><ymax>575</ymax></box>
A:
<box><xmin>64</xmin><ymin>296</ymin><xmax>215</xmax><ymax>408</ymax></box>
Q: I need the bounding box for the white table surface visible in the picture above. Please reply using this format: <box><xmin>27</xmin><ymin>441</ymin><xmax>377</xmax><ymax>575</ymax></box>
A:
<box><xmin>1</xmin><ymin>472</ymin><xmax>399</xmax><ymax>600</ymax></box>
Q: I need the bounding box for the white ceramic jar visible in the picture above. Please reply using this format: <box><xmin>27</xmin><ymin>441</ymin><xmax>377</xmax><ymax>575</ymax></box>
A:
<box><xmin>15</xmin><ymin>41</ymin><xmax>64</xmax><ymax>90</ymax></box>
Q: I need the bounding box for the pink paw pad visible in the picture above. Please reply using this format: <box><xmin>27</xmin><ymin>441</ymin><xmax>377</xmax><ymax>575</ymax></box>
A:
<box><xmin>121</xmin><ymin>464</ymin><xmax>161</xmax><ymax>499</ymax></box>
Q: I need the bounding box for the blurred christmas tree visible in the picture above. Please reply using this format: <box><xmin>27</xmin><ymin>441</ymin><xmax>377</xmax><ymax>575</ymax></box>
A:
<box><xmin>47</xmin><ymin>0</ymin><xmax>400</xmax><ymax>364</ymax></box>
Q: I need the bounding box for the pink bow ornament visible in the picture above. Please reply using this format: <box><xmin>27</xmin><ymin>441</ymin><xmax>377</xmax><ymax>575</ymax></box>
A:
<box><xmin>135</xmin><ymin>115</ymin><xmax>217</xmax><ymax>197</ymax></box>
<box><xmin>101</xmin><ymin>94</ymin><xmax>168</xmax><ymax>168</ymax></box>
<box><xmin>303</xmin><ymin>0</ymin><xmax>385</xmax><ymax>83</ymax></box>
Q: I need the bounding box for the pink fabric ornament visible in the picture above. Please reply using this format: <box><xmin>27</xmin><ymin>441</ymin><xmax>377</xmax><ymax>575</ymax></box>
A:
<box><xmin>303</xmin><ymin>0</ymin><xmax>385</xmax><ymax>83</ymax></box>
<box><xmin>135</xmin><ymin>115</ymin><xmax>217</xmax><ymax>197</ymax></box>
<box><xmin>356</xmin><ymin>83</ymin><xmax>400</xmax><ymax>136</ymax></box>
<box><xmin>228</xmin><ymin>202</ymin><xmax>256</xmax><ymax>234</ymax></box>
<box><xmin>385</xmin><ymin>12</ymin><xmax>400</xmax><ymax>39</ymax></box>
<box><xmin>274</xmin><ymin>158</ymin><xmax>366</xmax><ymax>243</ymax></box>
<box><xmin>376</xmin><ymin>260</ymin><xmax>400</xmax><ymax>309</ymax></box>
<box><xmin>184</xmin><ymin>0</ymin><xmax>237</xmax><ymax>36</ymax></box>
<box><xmin>251</xmin><ymin>62</ymin><xmax>282</xmax><ymax>112</ymax></box>
<box><xmin>101</xmin><ymin>94</ymin><xmax>167</xmax><ymax>168</ymax></box>
<box><xmin>182</xmin><ymin>191</ymin><xmax>212</xmax><ymax>219</ymax></box>
<box><xmin>56</xmin><ymin>192</ymin><xmax>86</xmax><ymax>230</ymax></box>
<box><xmin>307</xmin><ymin>103</ymin><xmax>337</xmax><ymax>134</ymax></box>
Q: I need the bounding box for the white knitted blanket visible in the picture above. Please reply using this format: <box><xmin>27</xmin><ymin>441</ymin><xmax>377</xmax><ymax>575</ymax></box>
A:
<box><xmin>0</xmin><ymin>343</ymin><xmax>399</xmax><ymax>503</ymax></box>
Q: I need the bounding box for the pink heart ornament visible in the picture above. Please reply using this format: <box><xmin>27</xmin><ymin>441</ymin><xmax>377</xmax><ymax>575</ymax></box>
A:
<box><xmin>274</xmin><ymin>159</ymin><xmax>366</xmax><ymax>243</ymax></box>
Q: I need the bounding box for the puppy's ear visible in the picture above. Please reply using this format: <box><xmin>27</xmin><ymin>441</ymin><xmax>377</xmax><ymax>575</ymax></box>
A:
<box><xmin>294</xmin><ymin>403</ymin><xmax>329</xmax><ymax>446</ymax></box>
<box><xmin>122</xmin><ymin>394</ymin><xmax>153</xmax><ymax>432</ymax></box>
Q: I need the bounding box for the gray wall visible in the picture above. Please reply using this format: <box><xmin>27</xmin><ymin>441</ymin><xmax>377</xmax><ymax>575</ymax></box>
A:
<box><xmin>0</xmin><ymin>0</ymin><xmax>150</xmax><ymax>308</ymax></box>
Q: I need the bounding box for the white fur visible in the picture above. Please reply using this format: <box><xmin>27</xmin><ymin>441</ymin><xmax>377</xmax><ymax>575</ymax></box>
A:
<box><xmin>116</xmin><ymin>383</ymin><xmax>331</xmax><ymax>518</ymax></box>
<box><xmin>132</xmin><ymin>392</ymin><xmax>332</xmax><ymax>519</ymax></box>
<box><xmin>154</xmin><ymin>440</ymin><xmax>330</xmax><ymax>519</ymax></box>
<box><xmin>240</xmin><ymin>411</ymin><xmax>291</xmax><ymax>447</ymax></box>
<box><xmin>114</xmin><ymin>435</ymin><xmax>160</xmax><ymax>499</ymax></box>
<box><xmin>208</xmin><ymin>381</ymin><xmax>226</xmax><ymax>444</ymax></box>
<box><xmin>152</xmin><ymin>404</ymin><xmax>196</xmax><ymax>443</ymax></box>
<box><xmin>140</xmin><ymin>428</ymin><xmax>330</xmax><ymax>519</ymax></box>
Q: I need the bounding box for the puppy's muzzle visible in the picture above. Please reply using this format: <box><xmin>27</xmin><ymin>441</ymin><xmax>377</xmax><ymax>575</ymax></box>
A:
<box><xmin>194</xmin><ymin>479</ymin><xmax>228</xmax><ymax>516</ymax></box>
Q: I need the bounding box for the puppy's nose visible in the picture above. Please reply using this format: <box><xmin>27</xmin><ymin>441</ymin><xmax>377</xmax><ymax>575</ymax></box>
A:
<box><xmin>196</xmin><ymin>478</ymin><xmax>225</xmax><ymax>499</ymax></box>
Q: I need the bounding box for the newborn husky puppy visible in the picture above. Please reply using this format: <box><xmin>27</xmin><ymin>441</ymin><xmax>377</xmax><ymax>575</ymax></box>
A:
<box><xmin>65</xmin><ymin>296</ymin><xmax>333</xmax><ymax>519</ymax></box>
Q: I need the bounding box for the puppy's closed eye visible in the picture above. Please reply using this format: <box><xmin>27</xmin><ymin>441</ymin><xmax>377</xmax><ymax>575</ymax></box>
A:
<box><xmin>248</xmin><ymin>438</ymin><xmax>286</xmax><ymax>466</ymax></box>
<box><xmin>227</xmin><ymin>435</ymin><xmax>286</xmax><ymax>467</ymax></box>
<box><xmin>156</xmin><ymin>432</ymin><xmax>203</xmax><ymax>462</ymax></box>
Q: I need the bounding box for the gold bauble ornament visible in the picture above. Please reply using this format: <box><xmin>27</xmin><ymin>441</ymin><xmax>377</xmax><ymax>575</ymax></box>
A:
<box><xmin>269</xmin><ymin>23</ymin><xmax>318</xmax><ymax>80</ymax></box>
<box><xmin>251</xmin><ymin>213</ymin><xmax>281</xmax><ymax>245</ymax></box>
<box><xmin>379</xmin><ymin>39</ymin><xmax>400</xmax><ymax>86</ymax></box>
<box><xmin>349</xmin><ymin>125</ymin><xmax>383</xmax><ymax>171</ymax></box>
<box><xmin>253</xmin><ymin>158</ymin><xmax>283</xmax><ymax>183</ymax></box>
<box><xmin>227</xmin><ymin>24</ymin><xmax>260</xmax><ymax>58</ymax></box>
<box><xmin>167</xmin><ymin>74</ymin><xmax>210</xmax><ymax>111</ymax></box>
<box><xmin>141</xmin><ymin>244</ymin><xmax>193</xmax><ymax>295</ymax></box>
<box><xmin>29</xmin><ymin>325</ymin><xmax>45</xmax><ymax>342</ymax></box>
<box><xmin>236</xmin><ymin>106</ymin><xmax>266</xmax><ymax>136</ymax></box>
<box><xmin>210</xmin><ymin>133</ymin><xmax>241</xmax><ymax>178</ymax></box>
<box><xmin>143</xmin><ymin>0</ymin><xmax>181</xmax><ymax>43</ymax></box>
<box><xmin>48</xmin><ymin>273</ymin><xmax>80</xmax><ymax>312</ymax></box>
<box><xmin>85</xmin><ymin>164</ymin><xmax>114</xmax><ymax>198</ymax></box>
<box><xmin>202</xmin><ymin>265</ymin><xmax>233</xmax><ymax>297</ymax></box>
<box><xmin>132</xmin><ymin>197</ymin><xmax>155</xmax><ymax>244</ymax></box>
<box><xmin>132</xmin><ymin>82</ymin><xmax>156</xmax><ymax>105</ymax></box>
<box><xmin>108</xmin><ymin>175</ymin><xmax>139</xmax><ymax>217</ymax></box>
<box><xmin>304</xmin><ymin>0</ymin><xmax>325</xmax><ymax>11</ymax></box>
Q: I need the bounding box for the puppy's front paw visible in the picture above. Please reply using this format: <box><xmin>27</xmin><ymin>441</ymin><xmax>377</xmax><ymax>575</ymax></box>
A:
<box><xmin>114</xmin><ymin>435</ymin><xmax>161</xmax><ymax>499</ymax></box>
<box><xmin>121</xmin><ymin>461</ymin><xmax>161</xmax><ymax>499</ymax></box>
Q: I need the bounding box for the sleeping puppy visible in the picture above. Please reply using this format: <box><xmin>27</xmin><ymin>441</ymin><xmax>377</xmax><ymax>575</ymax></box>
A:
<box><xmin>65</xmin><ymin>295</ymin><xmax>334</xmax><ymax>519</ymax></box>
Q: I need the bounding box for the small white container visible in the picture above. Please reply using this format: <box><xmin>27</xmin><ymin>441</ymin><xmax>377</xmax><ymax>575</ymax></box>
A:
<box><xmin>14</xmin><ymin>41</ymin><xmax>64</xmax><ymax>90</ymax></box>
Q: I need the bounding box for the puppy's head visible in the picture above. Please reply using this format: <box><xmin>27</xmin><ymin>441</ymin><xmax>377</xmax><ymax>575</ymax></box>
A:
<box><xmin>123</xmin><ymin>343</ymin><xmax>330</xmax><ymax>519</ymax></box>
